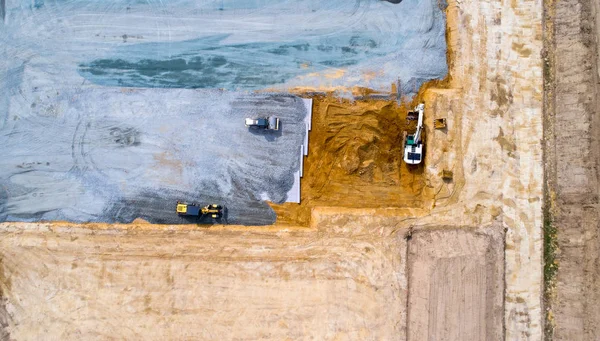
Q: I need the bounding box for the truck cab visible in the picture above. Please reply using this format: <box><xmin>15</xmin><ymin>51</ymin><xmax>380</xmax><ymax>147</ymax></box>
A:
<box><xmin>245</xmin><ymin>116</ymin><xmax>280</xmax><ymax>130</ymax></box>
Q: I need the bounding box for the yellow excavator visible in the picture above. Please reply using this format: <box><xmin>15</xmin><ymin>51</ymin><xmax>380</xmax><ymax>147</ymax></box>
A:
<box><xmin>176</xmin><ymin>202</ymin><xmax>223</xmax><ymax>218</ymax></box>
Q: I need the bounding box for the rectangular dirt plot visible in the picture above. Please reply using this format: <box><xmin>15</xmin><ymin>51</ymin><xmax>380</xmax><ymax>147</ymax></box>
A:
<box><xmin>407</xmin><ymin>228</ymin><xmax>504</xmax><ymax>341</ymax></box>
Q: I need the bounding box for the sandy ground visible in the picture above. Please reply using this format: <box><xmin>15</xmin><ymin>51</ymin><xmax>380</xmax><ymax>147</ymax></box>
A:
<box><xmin>271</xmin><ymin>96</ymin><xmax>431</xmax><ymax>226</ymax></box>
<box><xmin>0</xmin><ymin>212</ymin><xmax>505</xmax><ymax>340</ymax></box>
<box><xmin>1</xmin><ymin>223</ymin><xmax>406</xmax><ymax>340</ymax></box>
<box><xmin>544</xmin><ymin>0</ymin><xmax>600</xmax><ymax>338</ymax></box>
<box><xmin>417</xmin><ymin>0</ymin><xmax>545</xmax><ymax>336</ymax></box>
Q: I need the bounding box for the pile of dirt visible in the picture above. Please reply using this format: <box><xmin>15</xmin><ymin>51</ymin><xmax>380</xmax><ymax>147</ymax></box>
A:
<box><xmin>271</xmin><ymin>95</ymin><xmax>433</xmax><ymax>226</ymax></box>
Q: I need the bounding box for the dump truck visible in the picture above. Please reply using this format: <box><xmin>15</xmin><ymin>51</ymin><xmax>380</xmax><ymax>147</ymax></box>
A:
<box><xmin>176</xmin><ymin>202</ymin><xmax>223</xmax><ymax>218</ymax></box>
<box><xmin>403</xmin><ymin>103</ymin><xmax>425</xmax><ymax>165</ymax></box>
<box><xmin>245</xmin><ymin>116</ymin><xmax>280</xmax><ymax>130</ymax></box>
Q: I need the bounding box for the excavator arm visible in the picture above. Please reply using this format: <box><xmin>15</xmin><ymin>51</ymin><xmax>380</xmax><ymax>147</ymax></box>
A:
<box><xmin>413</xmin><ymin>104</ymin><xmax>425</xmax><ymax>144</ymax></box>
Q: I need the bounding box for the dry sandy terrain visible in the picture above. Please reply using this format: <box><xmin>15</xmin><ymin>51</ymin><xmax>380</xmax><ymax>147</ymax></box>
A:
<box><xmin>2</xmin><ymin>222</ymin><xmax>405</xmax><ymax>340</ymax></box>
<box><xmin>0</xmin><ymin>0</ymin><xmax>551</xmax><ymax>339</ymax></box>
<box><xmin>545</xmin><ymin>0</ymin><xmax>600</xmax><ymax>338</ymax></box>
<box><xmin>422</xmin><ymin>0</ymin><xmax>544</xmax><ymax>337</ymax></box>
<box><xmin>0</xmin><ymin>212</ymin><xmax>505</xmax><ymax>340</ymax></box>
<box><xmin>271</xmin><ymin>96</ymin><xmax>430</xmax><ymax>226</ymax></box>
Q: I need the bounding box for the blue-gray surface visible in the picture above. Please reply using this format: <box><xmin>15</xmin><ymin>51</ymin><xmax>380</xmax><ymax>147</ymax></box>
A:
<box><xmin>0</xmin><ymin>88</ymin><xmax>308</xmax><ymax>224</ymax></box>
<box><xmin>1</xmin><ymin>0</ymin><xmax>447</xmax><ymax>96</ymax></box>
<box><xmin>0</xmin><ymin>0</ymin><xmax>447</xmax><ymax>224</ymax></box>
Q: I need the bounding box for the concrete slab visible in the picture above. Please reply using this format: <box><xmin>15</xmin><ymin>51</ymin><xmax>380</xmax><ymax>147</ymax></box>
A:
<box><xmin>286</xmin><ymin>171</ymin><xmax>301</xmax><ymax>204</ymax></box>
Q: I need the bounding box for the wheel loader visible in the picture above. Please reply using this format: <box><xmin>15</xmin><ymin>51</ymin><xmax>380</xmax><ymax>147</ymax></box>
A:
<box><xmin>176</xmin><ymin>202</ymin><xmax>223</xmax><ymax>218</ymax></box>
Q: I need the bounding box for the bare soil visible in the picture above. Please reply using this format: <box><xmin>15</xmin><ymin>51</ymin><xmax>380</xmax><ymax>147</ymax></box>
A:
<box><xmin>0</xmin><ymin>223</ymin><xmax>408</xmax><ymax>340</ymax></box>
<box><xmin>271</xmin><ymin>95</ymin><xmax>433</xmax><ymax>226</ymax></box>
<box><xmin>0</xmin><ymin>216</ymin><xmax>505</xmax><ymax>340</ymax></box>
<box><xmin>407</xmin><ymin>228</ymin><xmax>505</xmax><ymax>341</ymax></box>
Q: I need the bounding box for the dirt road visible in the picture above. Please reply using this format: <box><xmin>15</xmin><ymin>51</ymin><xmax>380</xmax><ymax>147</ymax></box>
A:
<box><xmin>545</xmin><ymin>0</ymin><xmax>600</xmax><ymax>338</ymax></box>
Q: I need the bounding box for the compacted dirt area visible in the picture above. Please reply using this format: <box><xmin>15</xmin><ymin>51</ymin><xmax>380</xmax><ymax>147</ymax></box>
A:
<box><xmin>545</xmin><ymin>0</ymin><xmax>600</xmax><ymax>338</ymax></box>
<box><xmin>407</xmin><ymin>228</ymin><xmax>504</xmax><ymax>341</ymax></box>
<box><xmin>0</xmin><ymin>224</ymin><xmax>406</xmax><ymax>340</ymax></box>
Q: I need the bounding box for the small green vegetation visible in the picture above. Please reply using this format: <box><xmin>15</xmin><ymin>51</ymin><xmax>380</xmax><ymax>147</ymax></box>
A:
<box><xmin>543</xmin><ymin>204</ymin><xmax>558</xmax><ymax>339</ymax></box>
<box><xmin>543</xmin><ymin>213</ymin><xmax>558</xmax><ymax>281</ymax></box>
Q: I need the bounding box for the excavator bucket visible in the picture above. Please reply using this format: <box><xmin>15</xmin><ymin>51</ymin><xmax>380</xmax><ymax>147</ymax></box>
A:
<box><xmin>407</xmin><ymin>111</ymin><xmax>419</xmax><ymax>121</ymax></box>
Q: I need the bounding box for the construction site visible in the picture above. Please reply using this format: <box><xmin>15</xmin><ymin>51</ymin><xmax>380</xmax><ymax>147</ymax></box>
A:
<box><xmin>0</xmin><ymin>0</ymin><xmax>599</xmax><ymax>340</ymax></box>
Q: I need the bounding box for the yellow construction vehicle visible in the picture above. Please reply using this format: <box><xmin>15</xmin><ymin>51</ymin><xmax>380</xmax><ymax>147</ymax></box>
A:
<box><xmin>434</xmin><ymin>118</ymin><xmax>447</xmax><ymax>129</ymax></box>
<box><xmin>176</xmin><ymin>202</ymin><xmax>223</xmax><ymax>218</ymax></box>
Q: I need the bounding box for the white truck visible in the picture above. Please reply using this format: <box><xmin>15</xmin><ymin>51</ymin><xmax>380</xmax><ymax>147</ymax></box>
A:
<box><xmin>245</xmin><ymin>116</ymin><xmax>280</xmax><ymax>131</ymax></box>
